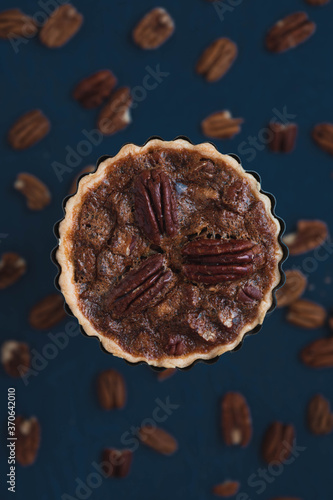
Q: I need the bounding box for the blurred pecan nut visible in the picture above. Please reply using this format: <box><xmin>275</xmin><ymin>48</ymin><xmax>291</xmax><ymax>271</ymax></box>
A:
<box><xmin>8</xmin><ymin>110</ymin><xmax>50</xmax><ymax>150</ymax></box>
<box><xmin>14</xmin><ymin>173</ymin><xmax>51</xmax><ymax>210</ymax></box>
<box><xmin>221</xmin><ymin>392</ymin><xmax>252</xmax><ymax>447</ymax></box>
<box><xmin>0</xmin><ymin>252</ymin><xmax>26</xmax><ymax>289</ymax></box>
<box><xmin>0</xmin><ymin>8</ymin><xmax>37</xmax><ymax>38</ymax></box>
<box><xmin>29</xmin><ymin>293</ymin><xmax>66</xmax><ymax>330</ymax></box>
<box><xmin>1</xmin><ymin>341</ymin><xmax>30</xmax><ymax>377</ymax></box>
<box><xmin>97</xmin><ymin>87</ymin><xmax>132</xmax><ymax>135</ymax></box>
<box><xmin>97</xmin><ymin>369</ymin><xmax>126</xmax><ymax>410</ymax></box>
<box><xmin>275</xmin><ymin>270</ymin><xmax>307</xmax><ymax>308</ymax></box>
<box><xmin>139</xmin><ymin>425</ymin><xmax>178</xmax><ymax>455</ymax></box>
<box><xmin>301</xmin><ymin>337</ymin><xmax>333</xmax><ymax>368</ymax></box>
<box><xmin>134</xmin><ymin>169</ymin><xmax>178</xmax><ymax>244</ymax></box>
<box><xmin>268</xmin><ymin>122</ymin><xmax>298</xmax><ymax>152</ymax></box>
<box><xmin>101</xmin><ymin>448</ymin><xmax>133</xmax><ymax>478</ymax></box>
<box><xmin>306</xmin><ymin>0</ymin><xmax>330</xmax><ymax>4</ymax></box>
<box><xmin>312</xmin><ymin>123</ymin><xmax>333</xmax><ymax>155</ymax></box>
<box><xmin>104</xmin><ymin>254</ymin><xmax>174</xmax><ymax>318</ymax></box>
<box><xmin>265</xmin><ymin>12</ymin><xmax>316</xmax><ymax>53</ymax></box>
<box><xmin>15</xmin><ymin>416</ymin><xmax>41</xmax><ymax>466</ymax></box>
<box><xmin>202</xmin><ymin>111</ymin><xmax>243</xmax><ymax>139</ymax></box>
<box><xmin>287</xmin><ymin>299</ymin><xmax>326</xmax><ymax>329</ymax></box>
<box><xmin>39</xmin><ymin>4</ymin><xmax>83</xmax><ymax>48</ymax></box>
<box><xmin>283</xmin><ymin>219</ymin><xmax>328</xmax><ymax>255</ymax></box>
<box><xmin>196</xmin><ymin>38</ymin><xmax>238</xmax><ymax>82</ymax></box>
<box><xmin>212</xmin><ymin>481</ymin><xmax>240</xmax><ymax>497</ymax></box>
<box><xmin>133</xmin><ymin>8</ymin><xmax>174</xmax><ymax>49</ymax></box>
<box><xmin>262</xmin><ymin>422</ymin><xmax>295</xmax><ymax>464</ymax></box>
<box><xmin>73</xmin><ymin>70</ymin><xmax>117</xmax><ymax>108</ymax></box>
<box><xmin>182</xmin><ymin>239</ymin><xmax>265</xmax><ymax>284</ymax></box>
<box><xmin>307</xmin><ymin>394</ymin><xmax>333</xmax><ymax>435</ymax></box>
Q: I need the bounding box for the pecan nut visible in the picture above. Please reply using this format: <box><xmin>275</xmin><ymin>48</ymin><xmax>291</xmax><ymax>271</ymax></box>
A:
<box><xmin>14</xmin><ymin>173</ymin><xmax>51</xmax><ymax>210</ymax></box>
<box><xmin>238</xmin><ymin>284</ymin><xmax>263</xmax><ymax>303</ymax></box>
<box><xmin>132</xmin><ymin>8</ymin><xmax>174</xmax><ymax>49</ymax></box>
<box><xmin>39</xmin><ymin>4</ymin><xmax>83</xmax><ymax>48</ymax></box>
<box><xmin>157</xmin><ymin>368</ymin><xmax>176</xmax><ymax>381</ymax></box>
<box><xmin>0</xmin><ymin>252</ymin><xmax>26</xmax><ymax>289</ymax></box>
<box><xmin>307</xmin><ymin>394</ymin><xmax>333</xmax><ymax>435</ymax></box>
<box><xmin>0</xmin><ymin>8</ymin><xmax>37</xmax><ymax>38</ymax></box>
<box><xmin>8</xmin><ymin>110</ymin><xmax>50</xmax><ymax>150</ymax></box>
<box><xmin>104</xmin><ymin>254</ymin><xmax>174</xmax><ymax>318</ymax></box>
<box><xmin>97</xmin><ymin>87</ymin><xmax>132</xmax><ymax>135</ymax></box>
<box><xmin>306</xmin><ymin>0</ymin><xmax>330</xmax><ymax>4</ymax></box>
<box><xmin>283</xmin><ymin>219</ymin><xmax>328</xmax><ymax>255</ymax></box>
<box><xmin>300</xmin><ymin>337</ymin><xmax>333</xmax><ymax>368</ymax></box>
<box><xmin>29</xmin><ymin>293</ymin><xmax>66</xmax><ymax>330</ymax></box>
<box><xmin>166</xmin><ymin>336</ymin><xmax>185</xmax><ymax>356</ymax></box>
<box><xmin>262</xmin><ymin>422</ymin><xmax>295</xmax><ymax>464</ymax></box>
<box><xmin>221</xmin><ymin>392</ymin><xmax>252</xmax><ymax>447</ymax></box>
<box><xmin>196</xmin><ymin>38</ymin><xmax>238</xmax><ymax>82</ymax></box>
<box><xmin>268</xmin><ymin>122</ymin><xmax>298</xmax><ymax>153</ymax></box>
<box><xmin>265</xmin><ymin>12</ymin><xmax>316</xmax><ymax>53</ymax></box>
<box><xmin>139</xmin><ymin>425</ymin><xmax>178</xmax><ymax>455</ymax></box>
<box><xmin>73</xmin><ymin>70</ymin><xmax>117</xmax><ymax>108</ymax></box>
<box><xmin>97</xmin><ymin>369</ymin><xmax>126</xmax><ymax>410</ymax></box>
<box><xmin>201</xmin><ymin>110</ymin><xmax>244</xmax><ymax>139</ymax></box>
<box><xmin>1</xmin><ymin>341</ymin><xmax>30</xmax><ymax>378</ymax></box>
<box><xmin>101</xmin><ymin>448</ymin><xmax>133</xmax><ymax>478</ymax></box>
<box><xmin>312</xmin><ymin>123</ymin><xmax>333</xmax><ymax>155</ymax></box>
<box><xmin>134</xmin><ymin>169</ymin><xmax>178</xmax><ymax>244</ymax></box>
<box><xmin>287</xmin><ymin>299</ymin><xmax>326</xmax><ymax>329</ymax></box>
<box><xmin>212</xmin><ymin>481</ymin><xmax>240</xmax><ymax>497</ymax></box>
<box><xmin>182</xmin><ymin>239</ymin><xmax>265</xmax><ymax>284</ymax></box>
<box><xmin>275</xmin><ymin>270</ymin><xmax>307</xmax><ymax>308</ymax></box>
<box><xmin>15</xmin><ymin>416</ymin><xmax>41</xmax><ymax>466</ymax></box>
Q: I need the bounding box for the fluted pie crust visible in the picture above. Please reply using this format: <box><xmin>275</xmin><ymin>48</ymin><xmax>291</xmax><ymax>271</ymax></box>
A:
<box><xmin>57</xmin><ymin>139</ymin><xmax>284</xmax><ymax>368</ymax></box>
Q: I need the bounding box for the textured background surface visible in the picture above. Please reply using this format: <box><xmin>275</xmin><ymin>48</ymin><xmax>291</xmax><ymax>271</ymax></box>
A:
<box><xmin>0</xmin><ymin>0</ymin><xmax>333</xmax><ymax>499</ymax></box>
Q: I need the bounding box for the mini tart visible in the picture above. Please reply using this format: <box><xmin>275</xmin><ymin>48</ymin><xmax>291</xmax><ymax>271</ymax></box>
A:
<box><xmin>57</xmin><ymin>139</ymin><xmax>284</xmax><ymax>368</ymax></box>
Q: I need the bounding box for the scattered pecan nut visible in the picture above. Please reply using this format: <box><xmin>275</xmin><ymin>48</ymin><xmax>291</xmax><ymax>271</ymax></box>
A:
<box><xmin>139</xmin><ymin>425</ymin><xmax>178</xmax><ymax>455</ymax></box>
<box><xmin>134</xmin><ymin>169</ymin><xmax>178</xmax><ymax>244</ymax></box>
<box><xmin>97</xmin><ymin>87</ymin><xmax>132</xmax><ymax>135</ymax></box>
<box><xmin>268</xmin><ymin>122</ymin><xmax>298</xmax><ymax>152</ymax></box>
<box><xmin>196</xmin><ymin>38</ymin><xmax>238</xmax><ymax>82</ymax></box>
<box><xmin>132</xmin><ymin>8</ymin><xmax>174</xmax><ymax>49</ymax></box>
<box><xmin>287</xmin><ymin>299</ymin><xmax>326</xmax><ymax>329</ymax></box>
<box><xmin>275</xmin><ymin>270</ymin><xmax>307</xmax><ymax>308</ymax></box>
<box><xmin>312</xmin><ymin>123</ymin><xmax>333</xmax><ymax>155</ymax></box>
<box><xmin>0</xmin><ymin>8</ymin><xmax>37</xmax><ymax>38</ymax></box>
<box><xmin>1</xmin><ymin>341</ymin><xmax>30</xmax><ymax>378</ymax></box>
<box><xmin>201</xmin><ymin>111</ymin><xmax>244</xmax><ymax>139</ymax></box>
<box><xmin>300</xmin><ymin>337</ymin><xmax>333</xmax><ymax>368</ymax></box>
<box><xmin>73</xmin><ymin>70</ymin><xmax>117</xmax><ymax>108</ymax></box>
<box><xmin>69</xmin><ymin>165</ymin><xmax>95</xmax><ymax>195</ymax></box>
<box><xmin>14</xmin><ymin>173</ymin><xmax>51</xmax><ymax>211</ymax></box>
<box><xmin>39</xmin><ymin>4</ymin><xmax>83</xmax><ymax>48</ymax></box>
<box><xmin>283</xmin><ymin>219</ymin><xmax>328</xmax><ymax>255</ymax></box>
<box><xmin>101</xmin><ymin>448</ymin><xmax>133</xmax><ymax>478</ymax></box>
<box><xmin>8</xmin><ymin>110</ymin><xmax>50</xmax><ymax>150</ymax></box>
<box><xmin>306</xmin><ymin>0</ymin><xmax>330</xmax><ymax>4</ymax></box>
<box><xmin>97</xmin><ymin>369</ymin><xmax>126</xmax><ymax>410</ymax></box>
<box><xmin>307</xmin><ymin>394</ymin><xmax>333</xmax><ymax>435</ymax></box>
<box><xmin>0</xmin><ymin>252</ymin><xmax>26</xmax><ymax>289</ymax></box>
<box><xmin>221</xmin><ymin>392</ymin><xmax>252</xmax><ymax>447</ymax></box>
<box><xmin>158</xmin><ymin>368</ymin><xmax>176</xmax><ymax>381</ymax></box>
<box><xmin>29</xmin><ymin>293</ymin><xmax>66</xmax><ymax>330</ymax></box>
<box><xmin>212</xmin><ymin>481</ymin><xmax>240</xmax><ymax>497</ymax></box>
<box><xmin>265</xmin><ymin>12</ymin><xmax>316</xmax><ymax>53</ymax></box>
<box><xmin>262</xmin><ymin>422</ymin><xmax>295</xmax><ymax>464</ymax></box>
<box><xmin>15</xmin><ymin>416</ymin><xmax>41</xmax><ymax>466</ymax></box>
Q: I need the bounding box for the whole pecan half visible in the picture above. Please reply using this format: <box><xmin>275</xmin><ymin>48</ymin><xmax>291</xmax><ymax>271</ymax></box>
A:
<box><xmin>0</xmin><ymin>8</ymin><xmax>37</xmax><ymax>38</ymax></box>
<box><xmin>101</xmin><ymin>448</ymin><xmax>133</xmax><ymax>478</ymax></box>
<box><xmin>201</xmin><ymin>111</ymin><xmax>244</xmax><ymax>140</ymax></box>
<box><xmin>287</xmin><ymin>299</ymin><xmax>326</xmax><ymax>329</ymax></box>
<box><xmin>275</xmin><ymin>270</ymin><xmax>307</xmax><ymax>308</ymax></box>
<box><xmin>73</xmin><ymin>70</ymin><xmax>117</xmax><ymax>108</ymax></box>
<box><xmin>300</xmin><ymin>337</ymin><xmax>333</xmax><ymax>368</ymax></box>
<box><xmin>312</xmin><ymin>123</ymin><xmax>333</xmax><ymax>155</ymax></box>
<box><xmin>15</xmin><ymin>416</ymin><xmax>41</xmax><ymax>466</ymax></box>
<box><xmin>221</xmin><ymin>392</ymin><xmax>252</xmax><ymax>447</ymax></box>
<box><xmin>1</xmin><ymin>341</ymin><xmax>30</xmax><ymax>378</ymax></box>
<box><xmin>104</xmin><ymin>254</ymin><xmax>174</xmax><ymax>318</ymax></box>
<box><xmin>268</xmin><ymin>122</ymin><xmax>298</xmax><ymax>153</ymax></box>
<box><xmin>265</xmin><ymin>12</ymin><xmax>316</xmax><ymax>53</ymax></box>
<box><xmin>39</xmin><ymin>4</ymin><xmax>83</xmax><ymax>48</ymax></box>
<box><xmin>139</xmin><ymin>425</ymin><xmax>178</xmax><ymax>455</ymax></box>
<box><xmin>14</xmin><ymin>173</ymin><xmax>51</xmax><ymax>210</ymax></box>
<box><xmin>262</xmin><ymin>422</ymin><xmax>295</xmax><ymax>464</ymax></box>
<box><xmin>134</xmin><ymin>169</ymin><xmax>178</xmax><ymax>244</ymax></box>
<box><xmin>166</xmin><ymin>336</ymin><xmax>185</xmax><ymax>356</ymax></box>
<box><xmin>283</xmin><ymin>219</ymin><xmax>328</xmax><ymax>255</ymax></box>
<box><xmin>238</xmin><ymin>284</ymin><xmax>263</xmax><ymax>303</ymax></box>
<box><xmin>8</xmin><ymin>110</ymin><xmax>50</xmax><ymax>150</ymax></box>
<box><xmin>97</xmin><ymin>87</ymin><xmax>132</xmax><ymax>135</ymax></box>
<box><xmin>0</xmin><ymin>252</ymin><xmax>26</xmax><ymax>289</ymax></box>
<box><xmin>307</xmin><ymin>394</ymin><xmax>333</xmax><ymax>435</ymax></box>
<box><xmin>97</xmin><ymin>369</ymin><xmax>126</xmax><ymax>410</ymax></box>
<box><xmin>29</xmin><ymin>293</ymin><xmax>66</xmax><ymax>330</ymax></box>
<box><xmin>196</xmin><ymin>38</ymin><xmax>238</xmax><ymax>82</ymax></box>
<box><xmin>212</xmin><ymin>481</ymin><xmax>240</xmax><ymax>497</ymax></box>
<box><xmin>182</xmin><ymin>239</ymin><xmax>265</xmax><ymax>284</ymax></box>
<box><xmin>132</xmin><ymin>8</ymin><xmax>174</xmax><ymax>49</ymax></box>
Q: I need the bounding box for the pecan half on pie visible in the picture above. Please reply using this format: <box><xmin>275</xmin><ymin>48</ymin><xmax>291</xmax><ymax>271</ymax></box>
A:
<box><xmin>57</xmin><ymin>139</ymin><xmax>284</xmax><ymax>368</ymax></box>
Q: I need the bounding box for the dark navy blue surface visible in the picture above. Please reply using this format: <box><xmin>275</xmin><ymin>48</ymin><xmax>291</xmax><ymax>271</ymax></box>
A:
<box><xmin>1</xmin><ymin>0</ymin><xmax>333</xmax><ymax>499</ymax></box>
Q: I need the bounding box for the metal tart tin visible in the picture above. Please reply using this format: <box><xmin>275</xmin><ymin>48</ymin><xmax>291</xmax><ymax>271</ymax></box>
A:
<box><xmin>52</xmin><ymin>136</ymin><xmax>288</xmax><ymax>372</ymax></box>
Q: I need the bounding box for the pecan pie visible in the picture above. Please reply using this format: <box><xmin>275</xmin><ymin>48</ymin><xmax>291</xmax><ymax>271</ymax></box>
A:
<box><xmin>56</xmin><ymin>139</ymin><xmax>284</xmax><ymax>368</ymax></box>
